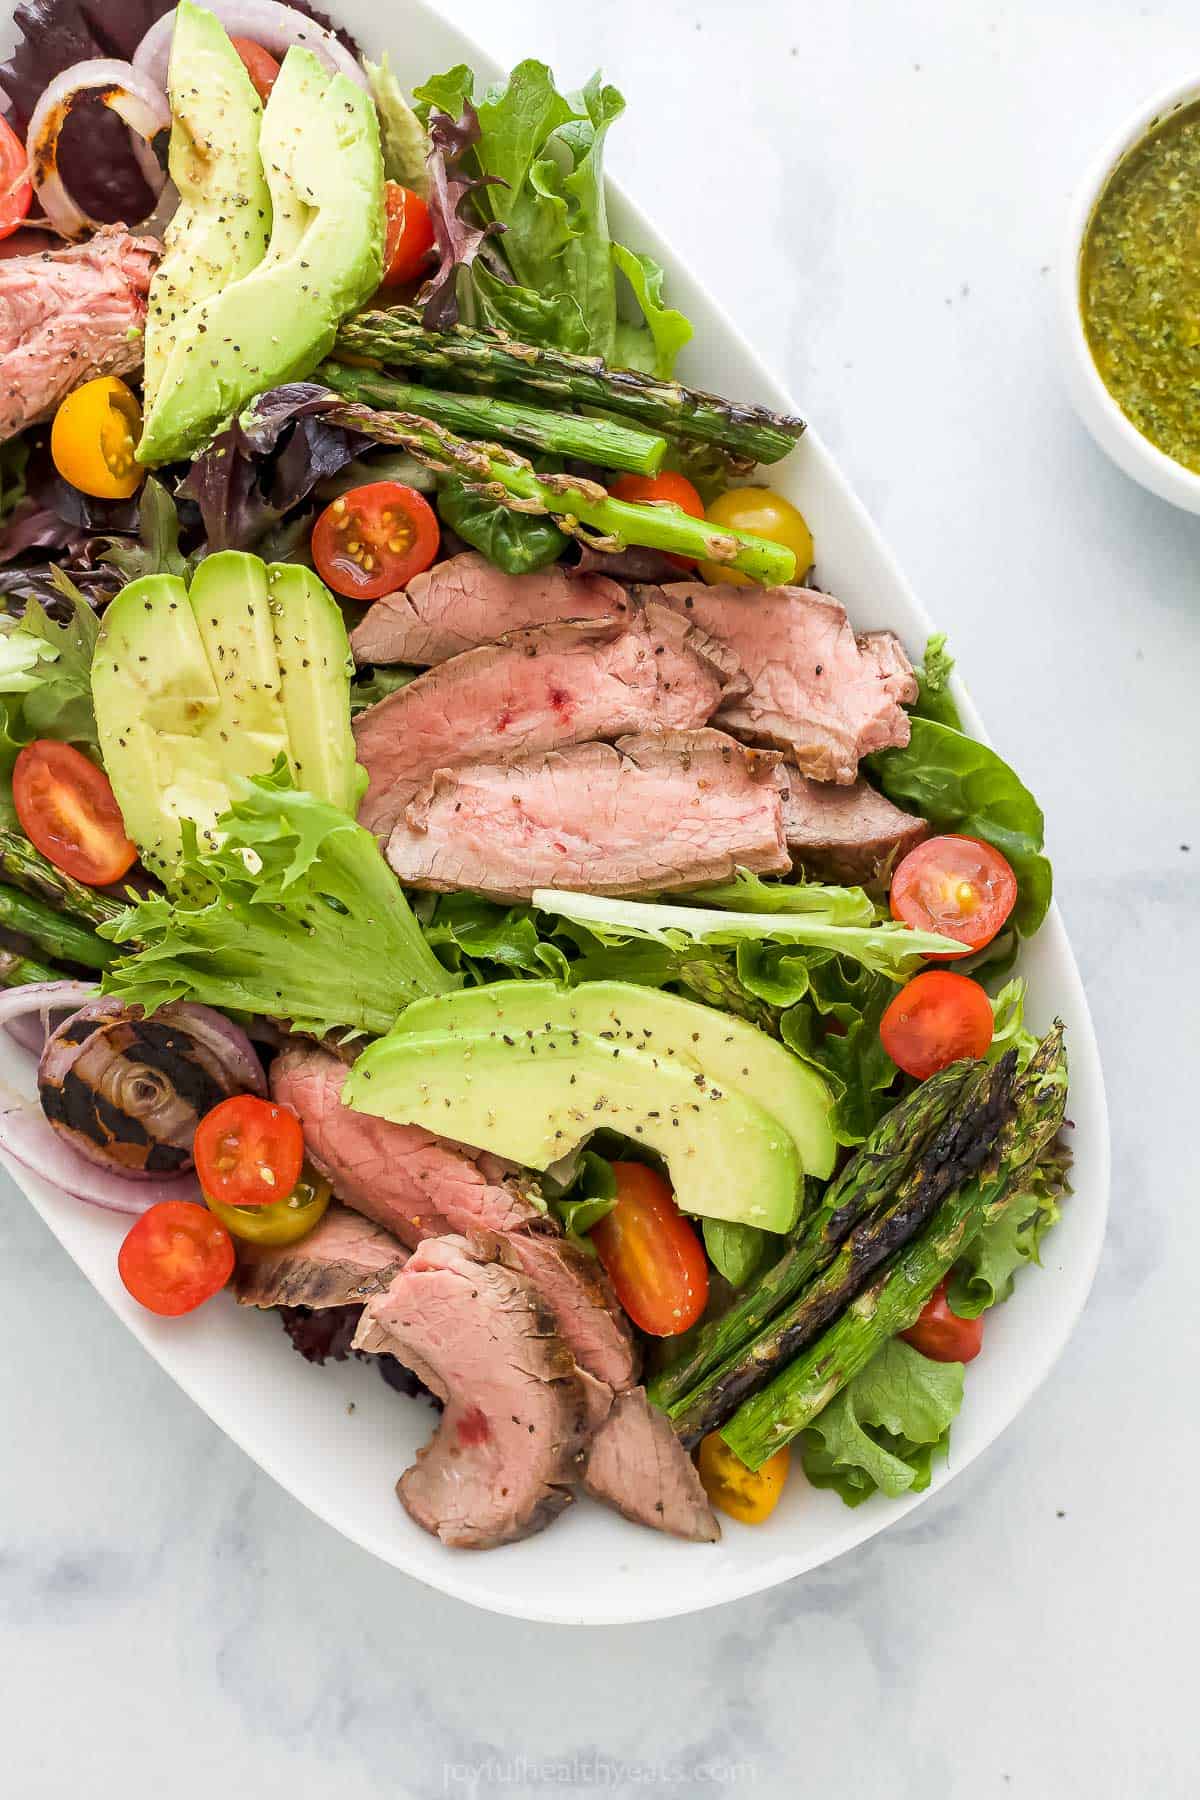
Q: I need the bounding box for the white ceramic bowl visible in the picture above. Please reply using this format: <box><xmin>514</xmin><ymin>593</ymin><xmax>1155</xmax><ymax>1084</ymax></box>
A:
<box><xmin>1061</xmin><ymin>74</ymin><xmax>1200</xmax><ymax>510</ymax></box>
<box><xmin>0</xmin><ymin>0</ymin><xmax>1110</xmax><ymax>1623</ymax></box>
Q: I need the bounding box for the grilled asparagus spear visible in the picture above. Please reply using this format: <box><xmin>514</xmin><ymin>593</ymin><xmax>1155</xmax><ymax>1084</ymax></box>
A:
<box><xmin>721</xmin><ymin>1026</ymin><xmax>1068</xmax><ymax>1469</ymax></box>
<box><xmin>665</xmin><ymin>1054</ymin><xmax>1021</xmax><ymax>1446</ymax></box>
<box><xmin>334</xmin><ymin>307</ymin><xmax>806</xmax><ymax>466</ymax></box>
<box><xmin>647</xmin><ymin>1061</ymin><xmax>975</xmax><ymax>1415</ymax></box>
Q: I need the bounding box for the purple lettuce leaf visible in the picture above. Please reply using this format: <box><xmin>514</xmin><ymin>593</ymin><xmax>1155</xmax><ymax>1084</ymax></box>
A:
<box><xmin>179</xmin><ymin>384</ymin><xmax>365</xmax><ymax>553</ymax></box>
<box><xmin>418</xmin><ymin>106</ymin><xmax>511</xmax><ymax>329</ymax></box>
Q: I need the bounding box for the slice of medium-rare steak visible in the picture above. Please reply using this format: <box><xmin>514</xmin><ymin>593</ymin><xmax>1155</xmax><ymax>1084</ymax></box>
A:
<box><xmin>352</xmin><ymin>1235</ymin><xmax>591</xmax><ymax>1548</ymax></box>
<box><xmin>355</xmin><ymin>605</ymin><xmax>743</xmax><ymax>839</ymax></box>
<box><xmin>0</xmin><ymin>228</ymin><xmax>159</xmax><ymax>440</ymax></box>
<box><xmin>233</xmin><ymin>1203</ymin><xmax>408</xmax><ymax>1310</ymax></box>
<box><xmin>503</xmin><ymin>1227</ymin><xmax>638</xmax><ymax>1392</ymax></box>
<box><xmin>781</xmin><ymin>770</ymin><xmax>929</xmax><ymax>882</ymax></box>
<box><xmin>349</xmin><ymin>552</ymin><xmax>629</xmax><ymax>667</ymax></box>
<box><xmin>651</xmin><ymin>582</ymin><xmax>918</xmax><ymax>783</ymax></box>
<box><xmin>270</xmin><ymin>1043</ymin><xmax>538</xmax><ymax>1246</ymax></box>
<box><xmin>386</xmin><ymin>728</ymin><xmax>790</xmax><ymax>901</ymax></box>
<box><xmin>583</xmin><ymin>1387</ymin><xmax>720</xmax><ymax>1542</ymax></box>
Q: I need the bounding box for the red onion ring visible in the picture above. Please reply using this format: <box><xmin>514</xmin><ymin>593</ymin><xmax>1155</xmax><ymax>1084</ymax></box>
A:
<box><xmin>0</xmin><ymin>980</ymin><xmax>101</xmax><ymax>1058</ymax></box>
<box><xmin>133</xmin><ymin>3</ymin><xmax>367</xmax><ymax>93</ymax></box>
<box><xmin>24</xmin><ymin>59</ymin><xmax>170</xmax><ymax>239</ymax></box>
<box><xmin>168</xmin><ymin>1003</ymin><xmax>269</xmax><ymax>1100</ymax></box>
<box><xmin>0</xmin><ymin>1093</ymin><xmax>200</xmax><ymax>1215</ymax></box>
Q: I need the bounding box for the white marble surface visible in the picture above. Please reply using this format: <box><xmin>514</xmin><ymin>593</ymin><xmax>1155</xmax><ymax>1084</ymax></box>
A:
<box><xmin>2</xmin><ymin>0</ymin><xmax>1197</xmax><ymax>1792</ymax></box>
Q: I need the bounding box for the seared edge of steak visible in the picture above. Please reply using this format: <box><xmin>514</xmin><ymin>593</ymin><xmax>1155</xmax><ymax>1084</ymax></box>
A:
<box><xmin>353</xmin><ymin>1235</ymin><xmax>593</xmax><ymax>1549</ymax></box>
<box><xmin>234</xmin><ymin>1203</ymin><xmax>408</xmax><ymax>1310</ymax></box>
<box><xmin>583</xmin><ymin>1387</ymin><xmax>720</xmax><ymax>1543</ymax></box>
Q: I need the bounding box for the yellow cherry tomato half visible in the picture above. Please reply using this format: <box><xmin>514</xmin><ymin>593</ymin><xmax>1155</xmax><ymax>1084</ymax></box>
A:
<box><xmin>51</xmin><ymin>375</ymin><xmax>145</xmax><ymax>500</ymax></box>
<box><xmin>696</xmin><ymin>1432</ymin><xmax>791</xmax><ymax>1523</ymax></box>
<box><xmin>699</xmin><ymin>486</ymin><xmax>814</xmax><ymax>587</ymax></box>
<box><xmin>204</xmin><ymin>1171</ymin><xmax>332</xmax><ymax>1248</ymax></box>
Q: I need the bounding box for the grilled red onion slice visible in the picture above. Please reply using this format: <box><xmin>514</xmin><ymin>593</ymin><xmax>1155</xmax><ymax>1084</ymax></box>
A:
<box><xmin>0</xmin><ymin>1098</ymin><xmax>200</xmax><ymax>1215</ymax></box>
<box><xmin>37</xmin><ymin>999</ymin><xmax>266</xmax><ymax>1179</ymax></box>
<box><xmin>133</xmin><ymin>3</ymin><xmax>367</xmax><ymax>92</ymax></box>
<box><xmin>0</xmin><ymin>981</ymin><xmax>101</xmax><ymax>1057</ymax></box>
<box><xmin>25</xmin><ymin>59</ymin><xmax>170</xmax><ymax>239</ymax></box>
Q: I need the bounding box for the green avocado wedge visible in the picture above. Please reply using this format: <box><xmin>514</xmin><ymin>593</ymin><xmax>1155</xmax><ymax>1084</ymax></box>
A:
<box><xmin>92</xmin><ymin>553</ymin><xmax>362</xmax><ymax>881</ymax></box>
<box><xmin>142</xmin><ymin>3</ymin><xmax>272</xmax><ymax>413</ymax></box>
<box><xmin>344</xmin><ymin>1016</ymin><xmax>807</xmax><ymax>1233</ymax></box>
<box><xmin>390</xmin><ymin>979</ymin><xmax>837</xmax><ymax>1183</ymax></box>
<box><xmin>138</xmin><ymin>44</ymin><xmax>385</xmax><ymax>465</ymax></box>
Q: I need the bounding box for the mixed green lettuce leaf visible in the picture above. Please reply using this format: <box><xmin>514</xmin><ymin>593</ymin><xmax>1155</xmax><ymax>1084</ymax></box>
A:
<box><xmin>0</xmin><ymin>587</ymin><xmax>99</xmax><ymax>822</ymax></box>
<box><xmin>412</xmin><ymin>60</ymin><xmax>692</xmax><ymax>374</ymax></box>
<box><xmin>798</xmin><ymin>1338</ymin><xmax>963</xmax><ymax>1506</ymax></box>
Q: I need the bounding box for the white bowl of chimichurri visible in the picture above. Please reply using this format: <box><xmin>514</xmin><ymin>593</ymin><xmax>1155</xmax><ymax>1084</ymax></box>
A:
<box><xmin>1063</xmin><ymin>76</ymin><xmax>1200</xmax><ymax>511</ymax></box>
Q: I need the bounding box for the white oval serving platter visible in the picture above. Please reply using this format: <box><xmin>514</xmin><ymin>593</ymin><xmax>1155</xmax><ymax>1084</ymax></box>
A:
<box><xmin>0</xmin><ymin>0</ymin><xmax>1109</xmax><ymax>1624</ymax></box>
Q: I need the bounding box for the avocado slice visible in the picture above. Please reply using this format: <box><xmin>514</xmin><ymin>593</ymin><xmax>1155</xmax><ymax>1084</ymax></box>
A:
<box><xmin>345</xmin><ymin>1022</ymin><xmax>805</xmax><ymax>1232</ymax></box>
<box><xmin>392</xmin><ymin>979</ymin><xmax>836</xmax><ymax>1182</ymax></box>
<box><xmin>138</xmin><ymin>48</ymin><xmax>385</xmax><ymax>465</ymax></box>
<box><xmin>143</xmin><ymin>3</ymin><xmax>272</xmax><ymax>413</ymax></box>
<box><xmin>267</xmin><ymin>563</ymin><xmax>366</xmax><ymax>813</ymax></box>
<box><xmin>92</xmin><ymin>554</ymin><xmax>361</xmax><ymax>881</ymax></box>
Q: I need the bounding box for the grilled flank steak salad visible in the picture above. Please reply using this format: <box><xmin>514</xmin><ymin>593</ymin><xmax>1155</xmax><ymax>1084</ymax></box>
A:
<box><xmin>0</xmin><ymin>1</ymin><xmax>1070</xmax><ymax>1549</ymax></box>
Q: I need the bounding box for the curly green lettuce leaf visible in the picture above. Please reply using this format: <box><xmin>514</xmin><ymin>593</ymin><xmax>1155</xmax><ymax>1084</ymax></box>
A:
<box><xmin>364</xmin><ymin>53</ymin><xmax>429</xmax><ymax>194</ymax></box>
<box><xmin>799</xmin><ymin>1338</ymin><xmax>963</xmax><ymax>1506</ymax></box>
<box><xmin>911</xmin><ymin>631</ymin><xmax>965</xmax><ymax>731</ymax></box>
<box><xmin>688</xmin><ymin>869</ymin><xmax>876</xmax><ymax>926</ymax></box>
<box><xmin>0</xmin><ymin>586</ymin><xmax>99</xmax><ymax>815</ymax></box>
<box><xmin>612</xmin><ymin>245</ymin><xmax>693</xmax><ymax>379</ymax></box>
<box><xmin>423</xmin><ymin>890</ymin><xmax>571</xmax><ymax>984</ymax></box>
<box><xmin>987</xmin><ymin>977</ymin><xmax>1039</xmax><ymax>1069</ymax></box>
<box><xmin>100</xmin><ymin>766</ymin><xmax>454</xmax><ymax>1037</ymax></box>
<box><xmin>530</xmin><ymin>886</ymin><xmax>963</xmax><ymax>979</ymax></box>
<box><xmin>947</xmin><ymin>1132</ymin><xmax>1072</xmax><ymax>1318</ymax></box>
<box><xmin>868</xmin><ymin>716</ymin><xmax>1053</xmax><ymax>936</ymax></box>
<box><xmin>777</xmin><ymin>961</ymin><xmax>899</xmax><ymax>1145</ymax></box>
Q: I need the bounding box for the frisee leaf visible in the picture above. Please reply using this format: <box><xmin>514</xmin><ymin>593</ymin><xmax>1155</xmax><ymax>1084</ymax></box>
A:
<box><xmin>99</xmin><ymin>763</ymin><xmax>455</xmax><ymax>1037</ymax></box>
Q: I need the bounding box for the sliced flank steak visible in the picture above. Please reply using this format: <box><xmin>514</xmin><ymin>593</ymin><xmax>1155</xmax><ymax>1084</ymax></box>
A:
<box><xmin>650</xmin><ymin>581</ymin><xmax>918</xmax><ymax>783</ymax></box>
<box><xmin>269</xmin><ymin>1043</ymin><xmax>538</xmax><ymax>1245</ymax></box>
<box><xmin>354</xmin><ymin>605</ymin><xmax>742</xmax><ymax>840</ymax></box>
<box><xmin>234</xmin><ymin>1203</ymin><xmax>408</xmax><ymax>1310</ymax></box>
<box><xmin>583</xmin><ymin>1387</ymin><xmax>720</xmax><ymax>1542</ymax></box>
<box><xmin>349</xmin><ymin>552</ymin><xmax>629</xmax><ymax>667</ymax></box>
<box><xmin>781</xmin><ymin>772</ymin><xmax>929</xmax><ymax>882</ymax></box>
<box><xmin>503</xmin><ymin>1227</ymin><xmax>638</xmax><ymax>1393</ymax></box>
<box><xmin>385</xmin><ymin>727</ymin><xmax>790</xmax><ymax>901</ymax></box>
<box><xmin>353</xmin><ymin>1235</ymin><xmax>592</xmax><ymax>1548</ymax></box>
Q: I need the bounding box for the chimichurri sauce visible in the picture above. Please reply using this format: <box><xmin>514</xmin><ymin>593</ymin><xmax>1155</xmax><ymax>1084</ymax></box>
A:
<box><xmin>1081</xmin><ymin>100</ymin><xmax>1200</xmax><ymax>472</ymax></box>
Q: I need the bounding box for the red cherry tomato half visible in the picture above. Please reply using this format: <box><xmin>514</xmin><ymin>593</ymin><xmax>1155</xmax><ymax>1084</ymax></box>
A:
<box><xmin>230</xmin><ymin>37</ymin><xmax>281</xmax><ymax>103</ymax></box>
<box><xmin>193</xmin><ymin>1096</ymin><xmax>305</xmax><ymax>1210</ymax></box>
<box><xmin>591</xmin><ymin>1161</ymin><xmax>709</xmax><ymax>1337</ymax></box>
<box><xmin>880</xmin><ymin>970</ymin><xmax>994</xmax><ymax>1080</ymax></box>
<box><xmin>890</xmin><ymin>834</ymin><xmax>1018</xmax><ymax>955</ymax></box>
<box><xmin>118</xmin><ymin>1201</ymin><xmax>235</xmax><ymax>1317</ymax></box>
<box><xmin>311</xmin><ymin>481</ymin><xmax>440</xmax><ymax>600</ymax></box>
<box><xmin>609</xmin><ymin>471</ymin><xmax>705</xmax><ymax>570</ymax></box>
<box><xmin>0</xmin><ymin>116</ymin><xmax>32</xmax><ymax>241</ymax></box>
<box><xmin>381</xmin><ymin>182</ymin><xmax>435</xmax><ymax>288</ymax></box>
<box><xmin>13</xmin><ymin>740</ymin><xmax>137</xmax><ymax>887</ymax></box>
<box><xmin>901</xmin><ymin>1278</ymin><xmax>985</xmax><ymax>1363</ymax></box>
